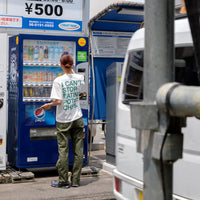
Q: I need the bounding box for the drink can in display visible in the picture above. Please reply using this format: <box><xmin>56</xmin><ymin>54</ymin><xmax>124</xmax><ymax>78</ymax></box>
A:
<box><xmin>47</xmin><ymin>87</ymin><xmax>51</xmax><ymax>97</ymax></box>
<box><xmin>24</xmin><ymin>88</ymin><xmax>28</xmax><ymax>97</ymax></box>
<box><xmin>63</xmin><ymin>46</ymin><xmax>69</xmax><ymax>53</ymax></box>
<box><xmin>48</xmin><ymin>72</ymin><xmax>53</xmax><ymax>82</ymax></box>
<box><xmin>34</xmin><ymin>72</ymin><xmax>38</xmax><ymax>83</ymax></box>
<box><xmin>49</xmin><ymin>46</ymin><xmax>55</xmax><ymax>63</ymax></box>
<box><xmin>59</xmin><ymin>46</ymin><xmax>63</xmax><ymax>58</ymax></box>
<box><xmin>33</xmin><ymin>87</ymin><xmax>38</xmax><ymax>97</ymax></box>
<box><xmin>43</xmin><ymin>88</ymin><xmax>47</xmax><ymax>97</ymax></box>
<box><xmin>43</xmin><ymin>71</ymin><xmax>48</xmax><ymax>82</ymax></box>
<box><xmin>44</xmin><ymin>46</ymin><xmax>49</xmax><ymax>62</ymax></box>
<box><xmin>23</xmin><ymin>45</ymin><xmax>29</xmax><ymax>61</ymax></box>
<box><xmin>38</xmin><ymin>87</ymin><xmax>43</xmax><ymax>97</ymax></box>
<box><xmin>39</xmin><ymin>71</ymin><xmax>43</xmax><ymax>82</ymax></box>
<box><xmin>33</xmin><ymin>46</ymin><xmax>39</xmax><ymax>62</ymax></box>
<box><xmin>23</xmin><ymin>71</ymin><xmax>28</xmax><ymax>82</ymax></box>
<box><xmin>38</xmin><ymin>46</ymin><xmax>44</xmax><ymax>62</ymax></box>
<box><xmin>46</xmin><ymin>88</ymin><xmax>50</xmax><ymax>97</ymax></box>
<box><xmin>28</xmin><ymin>88</ymin><xmax>33</xmax><ymax>97</ymax></box>
<box><xmin>28</xmin><ymin>71</ymin><xmax>33</xmax><ymax>83</ymax></box>
<box><xmin>44</xmin><ymin>88</ymin><xmax>49</xmax><ymax>97</ymax></box>
<box><xmin>28</xmin><ymin>46</ymin><xmax>34</xmax><ymax>62</ymax></box>
<box><xmin>68</xmin><ymin>47</ymin><xmax>74</xmax><ymax>56</ymax></box>
<box><xmin>55</xmin><ymin>46</ymin><xmax>59</xmax><ymax>61</ymax></box>
<box><xmin>44</xmin><ymin>88</ymin><xmax>47</xmax><ymax>97</ymax></box>
<box><xmin>53</xmin><ymin>72</ymin><xmax>58</xmax><ymax>80</ymax></box>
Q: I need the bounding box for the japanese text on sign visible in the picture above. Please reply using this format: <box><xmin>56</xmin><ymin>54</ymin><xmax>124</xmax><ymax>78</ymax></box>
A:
<box><xmin>0</xmin><ymin>16</ymin><xmax>22</xmax><ymax>28</ymax></box>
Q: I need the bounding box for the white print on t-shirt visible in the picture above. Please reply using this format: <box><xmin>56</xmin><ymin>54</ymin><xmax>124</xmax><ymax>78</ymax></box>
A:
<box><xmin>61</xmin><ymin>80</ymin><xmax>82</xmax><ymax>111</ymax></box>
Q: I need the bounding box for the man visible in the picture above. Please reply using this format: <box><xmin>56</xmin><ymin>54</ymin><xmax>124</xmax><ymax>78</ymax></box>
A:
<box><xmin>40</xmin><ymin>52</ymin><xmax>84</xmax><ymax>188</ymax></box>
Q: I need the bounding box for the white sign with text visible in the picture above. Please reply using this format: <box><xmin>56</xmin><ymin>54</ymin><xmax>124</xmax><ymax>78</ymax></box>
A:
<box><xmin>7</xmin><ymin>0</ymin><xmax>83</xmax><ymax>21</ymax></box>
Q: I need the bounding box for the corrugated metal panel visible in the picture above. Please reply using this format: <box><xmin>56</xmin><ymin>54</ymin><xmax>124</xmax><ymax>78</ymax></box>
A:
<box><xmin>88</xmin><ymin>1</ymin><xmax>144</xmax><ymax>32</ymax></box>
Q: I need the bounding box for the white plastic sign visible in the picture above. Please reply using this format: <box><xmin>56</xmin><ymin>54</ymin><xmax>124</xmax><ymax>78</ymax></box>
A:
<box><xmin>7</xmin><ymin>0</ymin><xmax>83</xmax><ymax>21</ymax></box>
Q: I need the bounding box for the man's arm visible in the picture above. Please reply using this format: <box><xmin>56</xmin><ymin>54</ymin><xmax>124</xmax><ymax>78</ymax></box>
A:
<box><xmin>40</xmin><ymin>99</ymin><xmax>62</xmax><ymax>110</ymax></box>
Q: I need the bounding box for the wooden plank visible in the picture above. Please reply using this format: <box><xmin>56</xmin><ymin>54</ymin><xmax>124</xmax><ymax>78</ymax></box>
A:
<box><xmin>0</xmin><ymin>173</ymin><xmax>12</xmax><ymax>184</ymax></box>
<box><xmin>9</xmin><ymin>171</ymin><xmax>35</xmax><ymax>183</ymax></box>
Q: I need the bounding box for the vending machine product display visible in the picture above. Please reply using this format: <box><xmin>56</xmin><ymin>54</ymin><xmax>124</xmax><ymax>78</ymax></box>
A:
<box><xmin>8</xmin><ymin>34</ymin><xmax>89</xmax><ymax>168</ymax></box>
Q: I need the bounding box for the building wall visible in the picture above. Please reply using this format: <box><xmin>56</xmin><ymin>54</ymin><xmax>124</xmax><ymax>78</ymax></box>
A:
<box><xmin>0</xmin><ymin>0</ymin><xmax>6</xmax><ymax>14</ymax></box>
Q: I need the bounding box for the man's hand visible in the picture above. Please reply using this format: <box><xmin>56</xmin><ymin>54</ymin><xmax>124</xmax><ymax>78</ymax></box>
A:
<box><xmin>40</xmin><ymin>103</ymin><xmax>52</xmax><ymax>110</ymax></box>
<box><xmin>40</xmin><ymin>99</ymin><xmax>62</xmax><ymax>110</ymax></box>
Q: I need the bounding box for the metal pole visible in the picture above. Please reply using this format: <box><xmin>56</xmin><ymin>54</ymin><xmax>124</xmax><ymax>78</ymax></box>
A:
<box><xmin>143</xmin><ymin>0</ymin><xmax>174</xmax><ymax>199</ymax></box>
<box><xmin>144</xmin><ymin>0</ymin><xmax>174</xmax><ymax>102</ymax></box>
<box><xmin>157</xmin><ymin>83</ymin><xmax>200</xmax><ymax>117</ymax></box>
<box><xmin>87</xmin><ymin>26</ymin><xmax>96</xmax><ymax>165</ymax></box>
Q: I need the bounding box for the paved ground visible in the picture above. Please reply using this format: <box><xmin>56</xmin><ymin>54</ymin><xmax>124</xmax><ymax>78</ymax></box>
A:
<box><xmin>0</xmin><ymin>131</ymin><xmax>116</xmax><ymax>200</ymax></box>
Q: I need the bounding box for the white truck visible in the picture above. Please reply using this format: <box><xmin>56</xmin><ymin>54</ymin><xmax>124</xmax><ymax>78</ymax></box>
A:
<box><xmin>113</xmin><ymin>17</ymin><xmax>200</xmax><ymax>200</ymax></box>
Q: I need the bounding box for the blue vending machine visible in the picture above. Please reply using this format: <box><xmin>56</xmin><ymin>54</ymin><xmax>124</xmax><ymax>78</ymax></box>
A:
<box><xmin>8</xmin><ymin>34</ymin><xmax>89</xmax><ymax>168</ymax></box>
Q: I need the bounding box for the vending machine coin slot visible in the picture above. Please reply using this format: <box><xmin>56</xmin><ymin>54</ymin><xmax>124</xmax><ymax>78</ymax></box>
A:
<box><xmin>76</xmin><ymin>63</ymin><xmax>89</xmax><ymax>110</ymax></box>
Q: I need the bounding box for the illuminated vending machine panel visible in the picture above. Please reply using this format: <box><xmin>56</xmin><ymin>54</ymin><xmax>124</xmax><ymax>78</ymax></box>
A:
<box><xmin>22</xmin><ymin>39</ymin><xmax>75</xmax><ymax>102</ymax></box>
<box><xmin>8</xmin><ymin>35</ymin><xmax>89</xmax><ymax>168</ymax></box>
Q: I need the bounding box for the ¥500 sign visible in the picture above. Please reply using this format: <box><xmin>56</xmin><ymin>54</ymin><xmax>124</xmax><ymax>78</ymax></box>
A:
<box><xmin>25</xmin><ymin>3</ymin><xmax>64</xmax><ymax>17</ymax></box>
<box><xmin>3</xmin><ymin>0</ymin><xmax>84</xmax><ymax>32</ymax></box>
<box><xmin>7</xmin><ymin>0</ymin><xmax>83</xmax><ymax>21</ymax></box>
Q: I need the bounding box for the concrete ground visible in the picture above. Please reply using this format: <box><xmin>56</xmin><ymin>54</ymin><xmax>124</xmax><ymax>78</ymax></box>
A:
<box><xmin>0</xmin><ymin>130</ymin><xmax>116</xmax><ymax>200</ymax></box>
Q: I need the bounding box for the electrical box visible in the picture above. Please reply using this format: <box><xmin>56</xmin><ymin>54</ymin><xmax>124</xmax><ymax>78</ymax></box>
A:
<box><xmin>106</xmin><ymin>62</ymin><xmax>123</xmax><ymax>165</ymax></box>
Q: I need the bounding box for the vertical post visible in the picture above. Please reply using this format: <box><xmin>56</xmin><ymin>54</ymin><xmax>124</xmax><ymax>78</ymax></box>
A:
<box><xmin>83</xmin><ymin>0</ymin><xmax>90</xmax><ymax>35</ymax></box>
<box><xmin>143</xmin><ymin>0</ymin><xmax>174</xmax><ymax>199</ymax></box>
<box><xmin>144</xmin><ymin>0</ymin><xmax>174</xmax><ymax>102</ymax></box>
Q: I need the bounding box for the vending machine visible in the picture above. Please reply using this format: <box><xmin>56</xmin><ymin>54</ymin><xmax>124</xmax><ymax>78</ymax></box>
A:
<box><xmin>7</xmin><ymin>34</ymin><xmax>89</xmax><ymax>168</ymax></box>
<box><xmin>0</xmin><ymin>33</ymin><xmax>8</xmax><ymax>170</ymax></box>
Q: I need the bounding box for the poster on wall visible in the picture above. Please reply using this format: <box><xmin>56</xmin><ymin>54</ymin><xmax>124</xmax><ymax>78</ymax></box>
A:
<box><xmin>0</xmin><ymin>0</ymin><xmax>85</xmax><ymax>32</ymax></box>
<box><xmin>92</xmin><ymin>31</ymin><xmax>133</xmax><ymax>58</ymax></box>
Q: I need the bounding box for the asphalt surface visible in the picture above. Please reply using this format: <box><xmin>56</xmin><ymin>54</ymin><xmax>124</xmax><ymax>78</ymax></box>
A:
<box><xmin>0</xmin><ymin>132</ymin><xmax>116</xmax><ymax>200</ymax></box>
